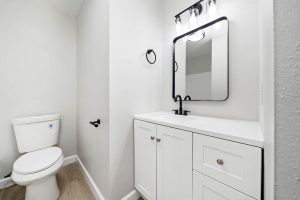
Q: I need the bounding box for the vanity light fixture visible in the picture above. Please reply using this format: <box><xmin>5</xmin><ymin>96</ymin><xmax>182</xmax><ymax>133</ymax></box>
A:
<box><xmin>174</xmin><ymin>1</ymin><xmax>204</xmax><ymax>37</ymax></box>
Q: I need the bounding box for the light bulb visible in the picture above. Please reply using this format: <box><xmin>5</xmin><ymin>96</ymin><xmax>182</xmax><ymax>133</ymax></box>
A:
<box><xmin>208</xmin><ymin>4</ymin><xmax>217</xmax><ymax>17</ymax></box>
<box><xmin>208</xmin><ymin>0</ymin><xmax>218</xmax><ymax>21</ymax></box>
<box><xmin>175</xmin><ymin>16</ymin><xmax>182</xmax><ymax>36</ymax></box>
<box><xmin>208</xmin><ymin>0</ymin><xmax>221</xmax><ymax>29</ymax></box>
<box><xmin>189</xmin><ymin>8</ymin><xmax>198</xmax><ymax>30</ymax></box>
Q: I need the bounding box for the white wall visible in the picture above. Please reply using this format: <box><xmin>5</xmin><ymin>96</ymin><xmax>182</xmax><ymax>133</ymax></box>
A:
<box><xmin>108</xmin><ymin>0</ymin><xmax>163</xmax><ymax>199</ymax></box>
<box><xmin>258</xmin><ymin>0</ymin><xmax>275</xmax><ymax>199</ymax></box>
<box><xmin>273</xmin><ymin>0</ymin><xmax>300</xmax><ymax>199</ymax></box>
<box><xmin>77</xmin><ymin>0</ymin><xmax>110</xmax><ymax>198</ymax></box>
<box><xmin>0</xmin><ymin>0</ymin><xmax>77</xmax><ymax>179</ymax></box>
<box><xmin>162</xmin><ymin>0</ymin><xmax>260</xmax><ymax>121</ymax></box>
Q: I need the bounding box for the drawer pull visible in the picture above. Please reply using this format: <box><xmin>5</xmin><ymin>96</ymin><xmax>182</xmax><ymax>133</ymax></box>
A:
<box><xmin>150</xmin><ymin>136</ymin><xmax>155</xmax><ymax>140</ymax></box>
<box><xmin>217</xmin><ymin>159</ymin><xmax>224</xmax><ymax>166</ymax></box>
<box><xmin>156</xmin><ymin>138</ymin><xmax>161</xmax><ymax>142</ymax></box>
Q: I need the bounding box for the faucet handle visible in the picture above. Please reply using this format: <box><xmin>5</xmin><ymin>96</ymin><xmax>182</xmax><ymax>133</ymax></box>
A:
<box><xmin>172</xmin><ymin>109</ymin><xmax>179</xmax><ymax>115</ymax></box>
<box><xmin>183</xmin><ymin>110</ymin><xmax>190</xmax><ymax>116</ymax></box>
<box><xmin>184</xmin><ymin>95</ymin><xmax>192</xmax><ymax>101</ymax></box>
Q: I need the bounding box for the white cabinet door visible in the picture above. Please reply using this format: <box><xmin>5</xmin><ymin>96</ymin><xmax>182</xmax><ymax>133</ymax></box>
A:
<box><xmin>193</xmin><ymin>171</ymin><xmax>255</xmax><ymax>200</ymax></box>
<box><xmin>157</xmin><ymin>125</ymin><xmax>193</xmax><ymax>200</ymax></box>
<box><xmin>134</xmin><ymin>120</ymin><xmax>157</xmax><ymax>200</ymax></box>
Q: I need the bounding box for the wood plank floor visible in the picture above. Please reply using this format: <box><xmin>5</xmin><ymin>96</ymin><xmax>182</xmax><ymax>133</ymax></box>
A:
<box><xmin>0</xmin><ymin>163</ymin><xmax>95</xmax><ymax>200</ymax></box>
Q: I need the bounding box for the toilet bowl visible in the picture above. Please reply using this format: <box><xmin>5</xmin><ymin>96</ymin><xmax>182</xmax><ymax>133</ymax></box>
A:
<box><xmin>11</xmin><ymin>114</ymin><xmax>63</xmax><ymax>200</ymax></box>
<box><xmin>12</xmin><ymin>147</ymin><xmax>64</xmax><ymax>200</ymax></box>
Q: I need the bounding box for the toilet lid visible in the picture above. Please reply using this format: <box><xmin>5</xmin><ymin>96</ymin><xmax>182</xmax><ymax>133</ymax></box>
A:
<box><xmin>14</xmin><ymin>147</ymin><xmax>63</xmax><ymax>175</ymax></box>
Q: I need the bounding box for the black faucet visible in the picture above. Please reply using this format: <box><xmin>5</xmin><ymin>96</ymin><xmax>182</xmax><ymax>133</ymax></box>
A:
<box><xmin>173</xmin><ymin>95</ymin><xmax>190</xmax><ymax>116</ymax></box>
<box><xmin>184</xmin><ymin>95</ymin><xmax>191</xmax><ymax>101</ymax></box>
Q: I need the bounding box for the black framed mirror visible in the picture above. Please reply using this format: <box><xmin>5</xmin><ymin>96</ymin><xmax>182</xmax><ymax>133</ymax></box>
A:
<box><xmin>172</xmin><ymin>16</ymin><xmax>229</xmax><ymax>101</ymax></box>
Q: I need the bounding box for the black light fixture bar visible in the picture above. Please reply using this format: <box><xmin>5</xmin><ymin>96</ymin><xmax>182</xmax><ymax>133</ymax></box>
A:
<box><xmin>173</xmin><ymin>16</ymin><xmax>227</xmax><ymax>43</ymax></box>
<box><xmin>174</xmin><ymin>0</ymin><xmax>205</xmax><ymax>19</ymax></box>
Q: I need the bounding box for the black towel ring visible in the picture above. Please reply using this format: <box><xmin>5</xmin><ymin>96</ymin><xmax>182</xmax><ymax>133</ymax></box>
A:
<box><xmin>146</xmin><ymin>49</ymin><xmax>157</xmax><ymax>64</ymax></box>
<box><xmin>175</xmin><ymin>61</ymin><xmax>179</xmax><ymax>72</ymax></box>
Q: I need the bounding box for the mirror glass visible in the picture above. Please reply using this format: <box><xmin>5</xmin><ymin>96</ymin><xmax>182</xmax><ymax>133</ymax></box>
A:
<box><xmin>173</xmin><ymin>18</ymin><xmax>229</xmax><ymax>101</ymax></box>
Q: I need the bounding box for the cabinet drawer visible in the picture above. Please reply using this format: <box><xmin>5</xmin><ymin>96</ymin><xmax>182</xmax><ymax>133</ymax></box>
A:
<box><xmin>193</xmin><ymin>171</ymin><xmax>255</xmax><ymax>200</ymax></box>
<box><xmin>193</xmin><ymin>134</ymin><xmax>262</xmax><ymax>199</ymax></box>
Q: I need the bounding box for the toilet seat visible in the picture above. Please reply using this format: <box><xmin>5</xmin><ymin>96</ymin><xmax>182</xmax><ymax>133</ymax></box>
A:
<box><xmin>12</xmin><ymin>147</ymin><xmax>64</xmax><ymax>186</ymax></box>
<box><xmin>14</xmin><ymin>147</ymin><xmax>63</xmax><ymax>175</ymax></box>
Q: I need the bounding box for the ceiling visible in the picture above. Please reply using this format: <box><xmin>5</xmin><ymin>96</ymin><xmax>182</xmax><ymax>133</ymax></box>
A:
<box><xmin>42</xmin><ymin>0</ymin><xmax>85</xmax><ymax>17</ymax></box>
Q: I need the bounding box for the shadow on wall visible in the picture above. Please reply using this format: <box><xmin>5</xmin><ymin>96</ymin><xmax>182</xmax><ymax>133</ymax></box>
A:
<box><xmin>0</xmin><ymin>125</ymin><xmax>19</xmax><ymax>179</ymax></box>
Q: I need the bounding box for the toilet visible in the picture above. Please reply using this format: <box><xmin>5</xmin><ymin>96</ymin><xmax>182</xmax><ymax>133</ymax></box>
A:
<box><xmin>11</xmin><ymin>114</ymin><xmax>64</xmax><ymax>200</ymax></box>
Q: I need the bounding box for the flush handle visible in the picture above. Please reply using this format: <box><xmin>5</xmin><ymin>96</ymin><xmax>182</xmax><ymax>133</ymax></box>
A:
<box><xmin>90</xmin><ymin>119</ymin><xmax>101</xmax><ymax>128</ymax></box>
<box><xmin>217</xmin><ymin>159</ymin><xmax>224</xmax><ymax>166</ymax></box>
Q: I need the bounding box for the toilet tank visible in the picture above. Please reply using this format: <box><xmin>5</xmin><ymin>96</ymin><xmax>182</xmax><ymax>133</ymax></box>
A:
<box><xmin>12</xmin><ymin>114</ymin><xmax>61</xmax><ymax>153</ymax></box>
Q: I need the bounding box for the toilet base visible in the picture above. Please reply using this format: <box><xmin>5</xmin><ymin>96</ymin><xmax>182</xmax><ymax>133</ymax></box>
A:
<box><xmin>25</xmin><ymin>175</ymin><xmax>60</xmax><ymax>200</ymax></box>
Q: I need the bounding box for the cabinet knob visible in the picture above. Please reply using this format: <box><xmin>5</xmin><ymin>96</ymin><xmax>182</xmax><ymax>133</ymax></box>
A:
<box><xmin>156</xmin><ymin>138</ymin><xmax>161</xmax><ymax>142</ymax></box>
<box><xmin>150</xmin><ymin>136</ymin><xmax>155</xmax><ymax>140</ymax></box>
<box><xmin>217</xmin><ymin>159</ymin><xmax>224</xmax><ymax>166</ymax></box>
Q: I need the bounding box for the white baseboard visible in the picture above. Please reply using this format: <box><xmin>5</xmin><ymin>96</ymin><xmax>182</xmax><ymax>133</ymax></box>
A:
<box><xmin>0</xmin><ymin>177</ymin><xmax>14</xmax><ymax>189</ymax></box>
<box><xmin>75</xmin><ymin>155</ymin><xmax>106</xmax><ymax>200</ymax></box>
<box><xmin>75</xmin><ymin>155</ymin><xmax>140</xmax><ymax>200</ymax></box>
<box><xmin>121</xmin><ymin>189</ymin><xmax>141</xmax><ymax>200</ymax></box>
<box><xmin>63</xmin><ymin>155</ymin><xmax>77</xmax><ymax>166</ymax></box>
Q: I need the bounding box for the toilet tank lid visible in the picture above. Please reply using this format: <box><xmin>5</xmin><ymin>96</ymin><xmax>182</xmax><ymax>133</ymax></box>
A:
<box><xmin>12</xmin><ymin>114</ymin><xmax>61</xmax><ymax>125</ymax></box>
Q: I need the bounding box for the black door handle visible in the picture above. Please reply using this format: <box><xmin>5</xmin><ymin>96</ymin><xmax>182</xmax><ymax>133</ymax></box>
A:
<box><xmin>90</xmin><ymin>119</ymin><xmax>101</xmax><ymax>128</ymax></box>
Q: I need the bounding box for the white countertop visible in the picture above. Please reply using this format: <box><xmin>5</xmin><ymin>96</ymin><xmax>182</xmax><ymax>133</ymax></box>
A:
<box><xmin>134</xmin><ymin>112</ymin><xmax>264</xmax><ymax>148</ymax></box>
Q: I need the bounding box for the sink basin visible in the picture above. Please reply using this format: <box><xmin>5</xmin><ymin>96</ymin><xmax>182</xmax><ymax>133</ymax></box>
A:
<box><xmin>138</xmin><ymin>112</ymin><xmax>197</xmax><ymax>124</ymax></box>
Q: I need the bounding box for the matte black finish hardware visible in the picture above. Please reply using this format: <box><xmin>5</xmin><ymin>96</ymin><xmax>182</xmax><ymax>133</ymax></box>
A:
<box><xmin>208</xmin><ymin>0</ymin><xmax>217</xmax><ymax>6</ymax></box>
<box><xmin>172</xmin><ymin>16</ymin><xmax>229</xmax><ymax>101</ymax></box>
<box><xmin>151</xmin><ymin>136</ymin><xmax>155</xmax><ymax>140</ymax></box>
<box><xmin>174</xmin><ymin>95</ymin><xmax>183</xmax><ymax>115</ymax></box>
<box><xmin>183</xmin><ymin>110</ymin><xmax>191</xmax><ymax>116</ymax></box>
<box><xmin>156</xmin><ymin>138</ymin><xmax>161</xmax><ymax>142</ymax></box>
<box><xmin>146</xmin><ymin>49</ymin><xmax>157</xmax><ymax>64</ymax></box>
<box><xmin>90</xmin><ymin>119</ymin><xmax>101</xmax><ymax>128</ymax></box>
<box><xmin>217</xmin><ymin>159</ymin><xmax>224</xmax><ymax>166</ymax></box>
<box><xmin>174</xmin><ymin>61</ymin><xmax>179</xmax><ymax>72</ymax></box>
<box><xmin>174</xmin><ymin>95</ymin><xmax>191</xmax><ymax>116</ymax></box>
<box><xmin>184</xmin><ymin>95</ymin><xmax>192</xmax><ymax>101</ymax></box>
<box><xmin>175</xmin><ymin>0</ymin><xmax>204</xmax><ymax>19</ymax></box>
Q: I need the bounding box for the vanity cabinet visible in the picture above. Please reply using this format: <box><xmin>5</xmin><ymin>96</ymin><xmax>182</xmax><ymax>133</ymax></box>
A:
<box><xmin>134</xmin><ymin>120</ymin><xmax>192</xmax><ymax>200</ymax></box>
<box><xmin>134</xmin><ymin>113</ymin><xmax>263</xmax><ymax>200</ymax></box>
